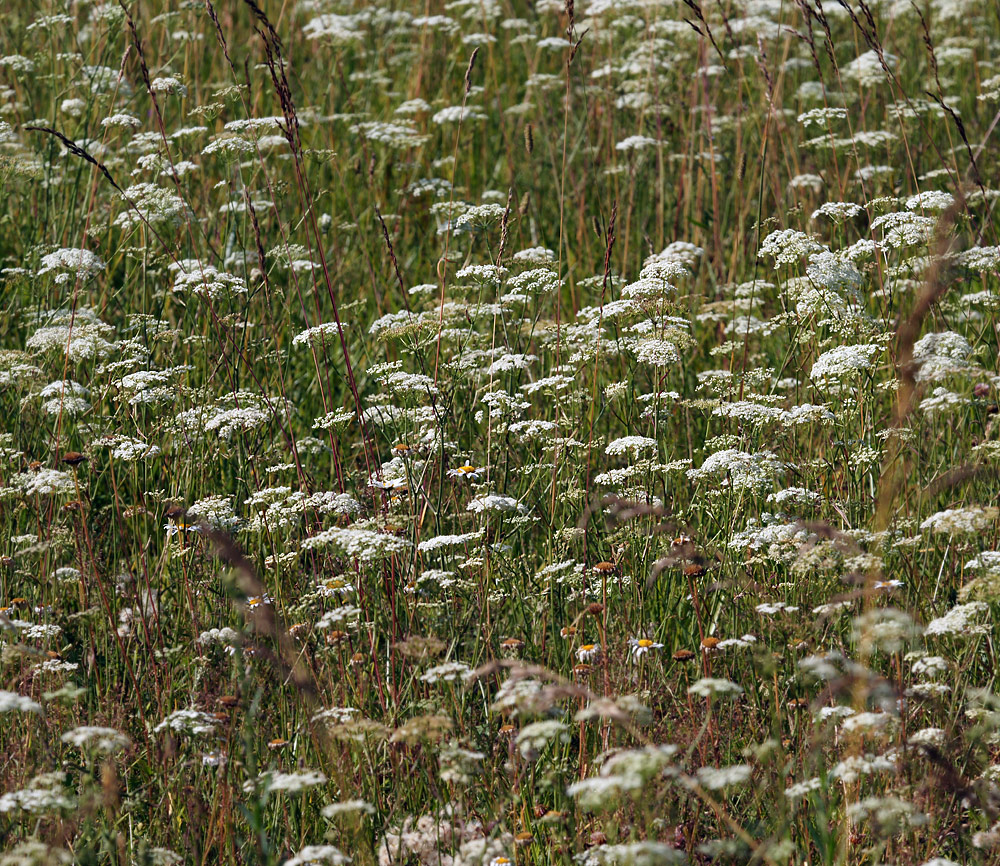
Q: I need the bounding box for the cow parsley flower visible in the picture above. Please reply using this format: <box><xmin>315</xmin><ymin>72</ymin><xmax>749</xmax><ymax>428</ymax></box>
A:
<box><xmin>286</xmin><ymin>845</ymin><xmax>351</xmax><ymax>866</ymax></box>
<box><xmin>301</xmin><ymin>526</ymin><xmax>411</xmax><ymax>562</ymax></box>
<box><xmin>516</xmin><ymin>720</ymin><xmax>570</xmax><ymax>758</ymax></box>
<box><xmin>688</xmin><ymin>678</ymin><xmax>743</xmax><ymax>699</ymax></box>
<box><xmin>632</xmin><ymin>338</ymin><xmax>680</xmax><ymax>367</ymax></box>
<box><xmin>420</xmin><ymin>662</ymin><xmax>472</xmax><ymax>684</ymax></box>
<box><xmin>871</xmin><ymin>211</ymin><xmax>936</xmax><ymax>249</ymax></box>
<box><xmin>15</xmin><ymin>469</ymin><xmax>75</xmax><ymax>497</ymax></box>
<box><xmin>154</xmin><ymin>709</ymin><xmax>218</xmax><ymax>736</ymax></box>
<box><xmin>911</xmin><ymin>331</ymin><xmax>975</xmax><ymax>381</ymax></box>
<box><xmin>925</xmin><ymin>602</ymin><xmax>990</xmax><ymax>636</ymax></box>
<box><xmin>468</xmin><ymin>494</ymin><xmax>522</xmax><ymax>514</ymax></box>
<box><xmin>0</xmin><ymin>690</ymin><xmax>42</xmax><ymax>714</ymax></box>
<box><xmin>606</xmin><ymin>436</ymin><xmax>657</xmax><ymax>457</ymax></box>
<box><xmin>691</xmin><ymin>764</ymin><xmax>751</xmax><ymax>790</ymax></box>
<box><xmin>844</xmin><ymin>50</ymin><xmax>898</xmax><ymax>86</ymax></box>
<box><xmin>812</xmin><ymin>201</ymin><xmax>864</xmax><ymax>222</ymax></box>
<box><xmin>921</xmin><ymin>506</ymin><xmax>997</xmax><ymax>534</ymax></box>
<box><xmin>0</xmin><ymin>773</ymin><xmax>73</xmax><ymax>815</ymax></box>
<box><xmin>170</xmin><ymin>260</ymin><xmax>247</xmax><ymax>298</ymax></box>
<box><xmin>60</xmin><ymin>726</ymin><xmax>130</xmax><ymax>752</ymax></box>
<box><xmin>115</xmin><ymin>183</ymin><xmax>191</xmax><ymax>230</ymax></box>
<box><xmin>785</xmin><ymin>777</ymin><xmax>822</xmax><ymax>801</ymax></box>
<box><xmin>248</xmin><ymin>770</ymin><xmax>328</xmax><ymax>794</ymax></box>
<box><xmin>687</xmin><ymin>449</ymin><xmax>783</xmax><ymax>493</ymax></box>
<box><xmin>759</xmin><ymin>229</ymin><xmax>826</xmax><ymax>267</ymax></box>
<box><xmin>810</xmin><ymin>344</ymin><xmax>879</xmax><ymax>381</ymax></box>
<box><xmin>38</xmin><ymin>248</ymin><xmax>105</xmax><ymax>284</ymax></box>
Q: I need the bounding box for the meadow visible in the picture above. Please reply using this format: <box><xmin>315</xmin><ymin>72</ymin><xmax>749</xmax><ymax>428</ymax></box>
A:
<box><xmin>1</xmin><ymin>0</ymin><xmax>999</xmax><ymax>863</ymax></box>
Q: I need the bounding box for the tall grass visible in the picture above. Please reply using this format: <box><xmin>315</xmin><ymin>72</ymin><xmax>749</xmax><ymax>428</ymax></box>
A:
<box><xmin>1</xmin><ymin>0</ymin><xmax>1000</xmax><ymax>864</ymax></box>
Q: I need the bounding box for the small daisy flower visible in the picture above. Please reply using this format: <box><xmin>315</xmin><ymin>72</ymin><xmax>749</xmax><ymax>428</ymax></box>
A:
<box><xmin>873</xmin><ymin>579</ymin><xmax>903</xmax><ymax>591</ymax></box>
<box><xmin>448</xmin><ymin>464</ymin><xmax>483</xmax><ymax>481</ymax></box>
<box><xmin>246</xmin><ymin>593</ymin><xmax>273</xmax><ymax>610</ymax></box>
<box><xmin>629</xmin><ymin>638</ymin><xmax>664</xmax><ymax>659</ymax></box>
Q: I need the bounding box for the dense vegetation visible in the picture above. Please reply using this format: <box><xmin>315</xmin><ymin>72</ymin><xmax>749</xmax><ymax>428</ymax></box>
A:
<box><xmin>2</xmin><ymin>0</ymin><xmax>1000</xmax><ymax>864</ymax></box>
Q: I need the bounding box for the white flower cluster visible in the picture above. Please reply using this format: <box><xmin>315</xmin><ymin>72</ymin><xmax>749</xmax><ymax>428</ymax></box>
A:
<box><xmin>687</xmin><ymin>449</ymin><xmax>784</xmax><ymax>493</ymax></box>
<box><xmin>246</xmin><ymin>770</ymin><xmax>328</xmax><ymax>794</ymax></box>
<box><xmin>924</xmin><ymin>602</ymin><xmax>990</xmax><ymax>637</ymax></box>
<box><xmin>293</xmin><ymin>321</ymin><xmax>347</xmax><ymax>348</ymax></box>
<box><xmin>604</xmin><ymin>436</ymin><xmax>658</xmax><ymax>461</ymax></box>
<box><xmin>14</xmin><ymin>468</ymin><xmax>76</xmax><ymax>497</ymax></box>
<box><xmin>115</xmin><ymin>183</ymin><xmax>192</xmax><ymax>231</ymax></box>
<box><xmin>170</xmin><ymin>260</ymin><xmax>248</xmax><ymax>298</ymax></box>
<box><xmin>0</xmin><ymin>690</ymin><xmax>43</xmax><ymax>714</ymax></box>
<box><xmin>0</xmin><ymin>773</ymin><xmax>73</xmax><ymax>815</ymax></box>
<box><xmin>912</xmin><ymin>331</ymin><xmax>975</xmax><ymax>382</ymax></box>
<box><xmin>197</xmin><ymin>627</ymin><xmax>240</xmax><ymax>646</ymax></box>
<box><xmin>60</xmin><ymin>726</ymin><xmax>130</xmax><ymax>752</ymax></box>
<box><xmin>759</xmin><ymin>229</ymin><xmax>826</xmax><ymax>267</ymax></box>
<box><xmin>920</xmin><ymin>506</ymin><xmax>997</xmax><ymax>535</ymax></box>
<box><xmin>154</xmin><ymin>709</ymin><xmax>218</xmax><ymax>736</ymax></box>
<box><xmin>38</xmin><ymin>247</ymin><xmax>105</xmax><ymax>283</ymax></box>
<box><xmin>420</xmin><ymin>662</ymin><xmax>472</xmax><ymax>683</ymax></box>
<box><xmin>687</xmin><ymin>678</ymin><xmax>743</xmax><ymax>698</ymax></box>
<box><xmin>300</xmin><ymin>526</ymin><xmax>412</xmax><ymax>562</ymax></box>
<box><xmin>467</xmin><ymin>494</ymin><xmax>523</xmax><ymax>514</ymax></box>
<box><xmin>285</xmin><ymin>846</ymin><xmax>351</xmax><ymax>866</ymax></box>
<box><xmin>810</xmin><ymin>344</ymin><xmax>880</xmax><ymax>381</ymax></box>
<box><xmin>417</xmin><ymin>531</ymin><xmax>482</xmax><ymax>553</ymax></box>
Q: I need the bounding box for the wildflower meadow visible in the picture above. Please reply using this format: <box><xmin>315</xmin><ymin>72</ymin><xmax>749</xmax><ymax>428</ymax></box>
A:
<box><xmin>2</xmin><ymin>0</ymin><xmax>1000</xmax><ymax>863</ymax></box>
